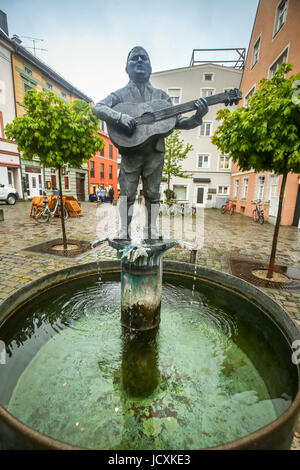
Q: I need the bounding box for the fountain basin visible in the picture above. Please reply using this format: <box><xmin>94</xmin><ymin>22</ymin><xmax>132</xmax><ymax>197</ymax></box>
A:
<box><xmin>0</xmin><ymin>260</ymin><xmax>299</xmax><ymax>450</ymax></box>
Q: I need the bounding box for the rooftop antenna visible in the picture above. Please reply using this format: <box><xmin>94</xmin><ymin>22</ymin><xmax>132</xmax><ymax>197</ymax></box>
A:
<box><xmin>19</xmin><ymin>35</ymin><xmax>48</xmax><ymax>57</ymax></box>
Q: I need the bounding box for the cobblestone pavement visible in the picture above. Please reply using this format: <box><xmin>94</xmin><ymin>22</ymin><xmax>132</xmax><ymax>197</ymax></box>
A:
<box><xmin>0</xmin><ymin>200</ymin><xmax>299</xmax><ymax>449</ymax></box>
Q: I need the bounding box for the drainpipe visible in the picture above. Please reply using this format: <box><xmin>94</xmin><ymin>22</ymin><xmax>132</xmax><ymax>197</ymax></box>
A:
<box><xmin>10</xmin><ymin>52</ymin><xmax>24</xmax><ymax>199</ymax></box>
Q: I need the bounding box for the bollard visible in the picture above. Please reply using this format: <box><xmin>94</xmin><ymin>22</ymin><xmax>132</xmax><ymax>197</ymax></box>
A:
<box><xmin>0</xmin><ymin>209</ymin><xmax>4</xmax><ymax>222</ymax></box>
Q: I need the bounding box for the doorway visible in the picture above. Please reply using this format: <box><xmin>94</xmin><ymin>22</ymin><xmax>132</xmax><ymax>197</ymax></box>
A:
<box><xmin>76</xmin><ymin>173</ymin><xmax>86</xmax><ymax>201</ymax></box>
<box><xmin>195</xmin><ymin>186</ymin><xmax>206</xmax><ymax>207</ymax></box>
<box><xmin>28</xmin><ymin>173</ymin><xmax>40</xmax><ymax>198</ymax></box>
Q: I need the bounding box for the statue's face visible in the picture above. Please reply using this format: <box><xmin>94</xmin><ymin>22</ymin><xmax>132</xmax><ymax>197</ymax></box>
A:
<box><xmin>126</xmin><ymin>47</ymin><xmax>152</xmax><ymax>82</ymax></box>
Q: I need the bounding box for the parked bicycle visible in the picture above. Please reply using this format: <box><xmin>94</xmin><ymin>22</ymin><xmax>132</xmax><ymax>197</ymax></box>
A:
<box><xmin>159</xmin><ymin>202</ymin><xmax>196</xmax><ymax>216</ymax></box>
<box><xmin>252</xmin><ymin>200</ymin><xmax>264</xmax><ymax>224</ymax></box>
<box><xmin>33</xmin><ymin>193</ymin><xmax>69</xmax><ymax>223</ymax></box>
<box><xmin>221</xmin><ymin>200</ymin><xmax>234</xmax><ymax>215</ymax></box>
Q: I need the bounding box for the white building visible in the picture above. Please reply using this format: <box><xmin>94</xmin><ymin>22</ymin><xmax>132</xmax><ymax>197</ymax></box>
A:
<box><xmin>0</xmin><ymin>11</ymin><xmax>22</xmax><ymax>198</ymax></box>
<box><xmin>151</xmin><ymin>63</ymin><xmax>242</xmax><ymax>208</ymax></box>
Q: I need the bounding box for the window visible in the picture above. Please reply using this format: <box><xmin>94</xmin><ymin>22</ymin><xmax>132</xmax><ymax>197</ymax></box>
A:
<box><xmin>90</xmin><ymin>161</ymin><xmax>95</xmax><ymax>178</ymax></box>
<box><xmin>168</xmin><ymin>88</ymin><xmax>181</xmax><ymax>105</ymax></box>
<box><xmin>109</xmin><ymin>144</ymin><xmax>113</xmax><ymax>159</ymax></box>
<box><xmin>7</xmin><ymin>170</ymin><xmax>13</xmax><ymax>186</ymax></box>
<box><xmin>204</xmin><ymin>73</ymin><xmax>213</xmax><ymax>81</ymax></box>
<box><xmin>64</xmin><ymin>176</ymin><xmax>69</xmax><ymax>190</ymax></box>
<box><xmin>61</xmin><ymin>90</ymin><xmax>67</xmax><ymax>99</ymax></box>
<box><xmin>257</xmin><ymin>175</ymin><xmax>265</xmax><ymax>201</ymax></box>
<box><xmin>244</xmin><ymin>86</ymin><xmax>255</xmax><ymax>106</ymax></box>
<box><xmin>199</xmin><ymin>122</ymin><xmax>212</xmax><ymax>137</ymax></box>
<box><xmin>269</xmin><ymin>174</ymin><xmax>279</xmax><ymax>199</ymax></box>
<box><xmin>251</xmin><ymin>36</ymin><xmax>261</xmax><ymax>68</ymax></box>
<box><xmin>109</xmin><ymin>165</ymin><xmax>113</xmax><ymax>179</ymax></box>
<box><xmin>197</xmin><ymin>154</ymin><xmax>210</xmax><ymax>169</ymax></box>
<box><xmin>173</xmin><ymin>185</ymin><xmax>187</xmax><ymax>201</ymax></box>
<box><xmin>100</xmin><ymin>147</ymin><xmax>104</xmax><ymax>157</ymax></box>
<box><xmin>269</xmin><ymin>47</ymin><xmax>288</xmax><ymax>77</ymax></box>
<box><xmin>233</xmin><ymin>179</ymin><xmax>239</xmax><ymax>199</ymax></box>
<box><xmin>201</xmin><ymin>89</ymin><xmax>214</xmax><ymax>98</ymax></box>
<box><xmin>100</xmin><ymin>120</ymin><xmax>106</xmax><ymax>132</ymax></box>
<box><xmin>100</xmin><ymin>163</ymin><xmax>104</xmax><ymax>179</ymax></box>
<box><xmin>24</xmin><ymin>66</ymin><xmax>33</xmax><ymax>76</ymax></box>
<box><xmin>46</xmin><ymin>81</ymin><xmax>53</xmax><ymax>90</ymax></box>
<box><xmin>23</xmin><ymin>81</ymin><xmax>34</xmax><ymax>94</ymax></box>
<box><xmin>219</xmin><ymin>155</ymin><xmax>230</xmax><ymax>169</ymax></box>
<box><xmin>218</xmin><ymin>186</ymin><xmax>229</xmax><ymax>196</ymax></box>
<box><xmin>242</xmin><ymin>177</ymin><xmax>249</xmax><ymax>200</ymax></box>
<box><xmin>274</xmin><ymin>0</ymin><xmax>288</xmax><ymax>36</ymax></box>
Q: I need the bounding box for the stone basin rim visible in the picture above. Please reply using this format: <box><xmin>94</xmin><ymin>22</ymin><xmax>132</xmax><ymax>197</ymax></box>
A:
<box><xmin>0</xmin><ymin>259</ymin><xmax>299</xmax><ymax>451</ymax></box>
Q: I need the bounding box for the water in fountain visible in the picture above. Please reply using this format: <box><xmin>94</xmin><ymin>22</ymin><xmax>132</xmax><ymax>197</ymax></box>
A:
<box><xmin>0</xmin><ymin>271</ymin><xmax>295</xmax><ymax>450</ymax></box>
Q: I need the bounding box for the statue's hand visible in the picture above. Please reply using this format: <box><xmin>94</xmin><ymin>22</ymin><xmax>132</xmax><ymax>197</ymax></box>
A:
<box><xmin>118</xmin><ymin>113</ymin><xmax>136</xmax><ymax>134</ymax></box>
<box><xmin>194</xmin><ymin>98</ymin><xmax>208</xmax><ymax>120</ymax></box>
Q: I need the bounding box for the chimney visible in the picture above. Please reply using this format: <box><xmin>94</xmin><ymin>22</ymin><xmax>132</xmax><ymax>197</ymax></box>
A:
<box><xmin>0</xmin><ymin>10</ymin><xmax>9</xmax><ymax>36</ymax></box>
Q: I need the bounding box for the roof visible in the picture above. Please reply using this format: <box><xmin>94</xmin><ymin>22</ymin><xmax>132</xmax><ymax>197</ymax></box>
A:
<box><xmin>151</xmin><ymin>62</ymin><xmax>243</xmax><ymax>77</ymax></box>
<box><xmin>0</xmin><ymin>27</ymin><xmax>92</xmax><ymax>102</ymax></box>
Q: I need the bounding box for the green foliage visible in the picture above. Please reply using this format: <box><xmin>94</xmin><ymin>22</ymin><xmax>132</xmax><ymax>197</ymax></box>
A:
<box><xmin>163</xmin><ymin>130</ymin><xmax>193</xmax><ymax>192</ymax></box>
<box><xmin>212</xmin><ymin>64</ymin><xmax>300</xmax><ymax>175</ymax></box>
<box><xmin>164</xmin><ymin>189</ymin><xmax>176</xmax><ymax>202</ymax></box>
<box><xmin>5</xmin><ymin>89</ymin><xmax>104</xmax><ymax>169</ymax></box>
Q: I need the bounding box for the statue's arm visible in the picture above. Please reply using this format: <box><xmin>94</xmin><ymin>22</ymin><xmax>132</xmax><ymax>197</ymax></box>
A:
<box><xmin>93</xmin><ymin>94</ymin><xmax>122</xmax><ymax>126</ymax></box>
<box><xmin>175</xmin><ymin>98</ymin><xmax>208</xmax><ymax>130</ymax></box>
<box><xmin>175</xmin><ymin>114</ymin><xmax>203</xmax><ymax>130</ymax></box>
<box><xmin>93</xmin><ymin>93</ymin><xmax>136</xmax><ymax>133</ymax></box>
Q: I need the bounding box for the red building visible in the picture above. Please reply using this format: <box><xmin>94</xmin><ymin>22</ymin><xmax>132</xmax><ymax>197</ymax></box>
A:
<box><xmin>230</xmin><ymin>0</ymin><xmax>300</xmax><ymax>227</ymax></box>
<box><xmin>89</xmin><ymin>121</ymin><xmax>118</xmax><ymax>199</ymax></box>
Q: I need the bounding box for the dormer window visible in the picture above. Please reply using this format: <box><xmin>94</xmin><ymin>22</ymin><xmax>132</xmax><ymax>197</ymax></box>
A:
<box><xmin>24</xmin><ymin>66</ymin><xmax>33</xmax><ymax>76</ymax></box>
<box><xmin>204</xmin><ymin>73</ymin><xmax>213</xmax><ymax>81</ymax></box>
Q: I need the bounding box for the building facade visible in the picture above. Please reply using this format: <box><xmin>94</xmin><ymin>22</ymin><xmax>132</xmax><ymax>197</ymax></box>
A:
<box><xmin>230</xmin><ymin>0</ymin><xmax>300</xmax><ymax>227</ymax></box>
<box><xmin>11</xmin><ymin>40</ymin><xmax>93</xmax><ymax>201</ymax></box>
<box><xmin>88</xmin><ymin>121</ymin><xmax>118</xmax><ymax>199</ymax></box>
<box><xmin>151</xmin><ymin>64</ymin><xmax>242</xmax><ymax>208</ymax></box>
<box><xmin>0</xmin><ymin>11</ymin><xmax>96</xmax><ymax>202</ymax></box>
<box><xmin>0</xmin><ymin>12</ymin><xmax>22</xmax><ymax>198</ymax></box>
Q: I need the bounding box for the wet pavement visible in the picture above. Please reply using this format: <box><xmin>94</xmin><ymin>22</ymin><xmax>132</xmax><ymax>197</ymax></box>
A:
<box><xmin>0</xmin><ymin>200</ymin><xmax>299</xmax><ymax>449</ymax></box>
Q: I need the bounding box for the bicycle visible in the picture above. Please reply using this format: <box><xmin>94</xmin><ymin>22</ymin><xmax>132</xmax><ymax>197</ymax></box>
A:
<box><xmin>33</xmin><ymin>193</ymin><xmax>69</xmax><ymax>223</ymax></box>
<box><xmin>252</xmin><ymin>200</ymin><xmax>264</xmax><ymax>224</ymax></box>
<box><xmin>159</xmin><ymin>202</ymin><xmax>196</xmax><ymax>217</ymax></box>
<box><xmin>159</xmin><ymin>202</ymin><xmax>178</xmax><ymax>216</ymax></box>
<box><xmin>221</xmin><ymin>200</ymin><xmax>234</xmax><ymax>215</ymax></box>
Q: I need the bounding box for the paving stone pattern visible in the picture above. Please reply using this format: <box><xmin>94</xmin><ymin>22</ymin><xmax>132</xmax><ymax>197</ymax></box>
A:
<box><xmin>0</xmin><ymin>201</ymin><xmax>299</xmax><ymax>449</ymax></box>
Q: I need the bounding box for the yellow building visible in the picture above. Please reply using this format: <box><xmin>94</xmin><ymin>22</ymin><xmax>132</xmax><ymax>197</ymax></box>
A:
<box><xmin>10</xmin><ymin>34</ymin><xmax>91</xmax><ymax>201</ymax></box>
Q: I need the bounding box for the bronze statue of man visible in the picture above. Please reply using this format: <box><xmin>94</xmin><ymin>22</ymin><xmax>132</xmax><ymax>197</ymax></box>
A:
<box><xmin>93</xmin><ymin>46</ymin><xmax>208</xmax><ymax>239</ymax></box>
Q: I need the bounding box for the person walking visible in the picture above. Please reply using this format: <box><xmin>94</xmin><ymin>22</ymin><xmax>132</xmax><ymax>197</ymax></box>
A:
<box><xmin>108</xmin><ymin>185</ymin><xmax>115</xmax><ymax>204</ymax></box>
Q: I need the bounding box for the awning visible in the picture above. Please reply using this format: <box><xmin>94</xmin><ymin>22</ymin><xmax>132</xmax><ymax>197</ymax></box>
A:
<box><xmin>193</xmin><ymin>178</ymin><xmax>211</xmax><ymax>183</ymax></box>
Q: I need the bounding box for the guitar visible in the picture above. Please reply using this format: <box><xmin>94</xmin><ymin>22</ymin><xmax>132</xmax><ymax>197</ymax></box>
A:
<box><xmin>107</xmin><ymin>88</ymin><xmax>242</xmax><ymax>153</ymax></box>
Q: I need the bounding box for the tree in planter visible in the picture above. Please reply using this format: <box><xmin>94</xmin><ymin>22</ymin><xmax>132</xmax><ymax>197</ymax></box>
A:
<box><xmin>163</xmin><ymin>129</ymin><xmax>193</xmax><ymax>204</ymax></box>
<box><xmin>212</xmin><ymin>64</ymin><xmax>300</xmax><ymax>278</ymax></box>
<box><xmin>5</xmin><ymin>89</ymin><xmax>104</xmax><ymax>250</ymax></box>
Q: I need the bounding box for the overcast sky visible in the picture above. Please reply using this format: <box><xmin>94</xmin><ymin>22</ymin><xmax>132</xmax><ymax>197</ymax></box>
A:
<box><xmin>1</xmin><ymin>0</ymin><xmax>259</xmax><ymax>102</ymax></box>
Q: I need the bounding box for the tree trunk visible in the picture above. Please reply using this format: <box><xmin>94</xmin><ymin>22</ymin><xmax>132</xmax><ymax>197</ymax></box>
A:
<box><xmin>267</xmin><ymin>172</ymin><xmax>288</xmax><ymax>278</ymax></box>
<box><xmin>58</xmin><ymin>166</ymin><xmax>67</xmax><ymax>250</ymax></box>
